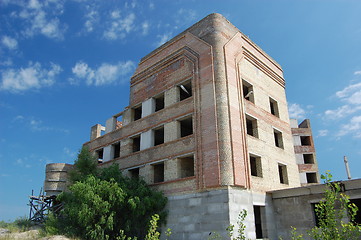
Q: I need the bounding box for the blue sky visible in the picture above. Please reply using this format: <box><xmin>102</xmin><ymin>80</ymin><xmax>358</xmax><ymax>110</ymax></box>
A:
<box><xmin>1</xmin><ymin>0</ymin><xmax>361</xmax><ymax>221</ymax></box>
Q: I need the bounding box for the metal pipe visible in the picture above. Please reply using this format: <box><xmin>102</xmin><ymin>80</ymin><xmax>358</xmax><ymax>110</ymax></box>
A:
<box><xmin>344</xmin><ymin>156</ymin><xmax>352</xmax><ymax>180</ymax></box>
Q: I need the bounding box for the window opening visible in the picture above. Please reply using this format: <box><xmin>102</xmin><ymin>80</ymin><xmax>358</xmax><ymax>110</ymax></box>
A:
<box><xmin>179</xmin><ymin>81</ymin><xmax>192</xmax><ymax>101</ymax></box>
<box><xmin>129</xmin><ymin>168</ymin><xmax>140</xmax><ymax>179</ymax></box>
<box><xmin>254</xmin><ymin>206</ymin><xmax>264</xmax><ymax>239</ymax></box>
<box><xmin>155</xmin><ymin>94</ymin><xmax>165</xmax><ymax>112</ymax></box>
<box><xmin>250</xmin><ymin>155</ymin><xmax>262</xmax><ymax>177</ymax></box>
<box><xmin>274</xmin><ymin>129</ymin><xmax>284</xmax><ymax>149</ymax></box>
<box><xmin>269</xmin><ymin>97</ymin><xmax>279</xmax><ymax>117</ymax></box>
<box><xmin>306</xmin><ymin>173</ymin><xmax>318</xmax><ymax>183</ymax></box>
<box><xmin>112</xmin><ymin>142</ymin><xmax>120</xmax><ymax>159</ymax></box>
<box><xmin>278</xmin><ymin>164</ymin><xmax>288</xmax><ymax>184</ymax></box>
<box><xmin>246</xmin><ymin>115</ymin><xmax>258</xmax><ymax>138</ymax></box>
<box><xmin>303</xmin><ymin>154</ymin><xmax>314</xmax><ymax>164</ymax></box>
<box><xmin>179</xmin><ymin>156</ymin><xmax>194</xmax><ymax>178</ymax></box>
<box><xmin>301</xmin><ymin>136</ymin><xmax>312</xmax><ymax>146</ymax></box>
<box><xmin>132</xmin><ymin>135</ymin><xmax>141</xmax><ymax>152</ymax></box>
<box><xmin>96</xmin><ymin>148</ymin><xmax>104</xmax><ymax>164</ymax></box>
<box><xmin>153</xmin><ymin>163</ymin><xmax>164</xmax><ymax>183</ymax></box>
<box><xmin>180</xmin><ymin>117</ymin><xmax>193</xmax><ymax>137</ymax></box>
<box><xmin>133</xmin><ymin>106</ymin><xmax>142</xmax><ymax>121</ymax></box>
<box><xmin>154</xmin><ymin>127</ymin><xmax>164</xmax><ymax>146</ymax></box>
<box><xmin>242</xmin><ymin>80</ymin><xmax>254</xmax><ymax>103</ymax></box>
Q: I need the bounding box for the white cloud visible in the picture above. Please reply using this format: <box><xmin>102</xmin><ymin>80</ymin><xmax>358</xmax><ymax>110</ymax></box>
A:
<box><xmin>354</xmin><ymin>71</ymin><xmax>361</xmax><ymax>75</ymax></box>
<box><xmin>288</xmin><ymin>103</ymin><xmax>306</xmax><ymax>119</ymax></box>
<box><xmin>324</xmin><ymin>105</ymin><xmax>361</xmax><ymax>119</ymax></box>
<box><xmin>14</xmin><ymin>0</ymin><xmax>66</xmax><ymax>40</ymax></box>
<box><xmin>103</xmin><ymin>12</ymin><xmax>136</xmax><ymax>40</ymax></box>
<box><xmin>0</xmin><ymin>62</ymin><xmax>62</xmax><ymax>93</ymax></box>
<box><xmin>2</xmin><ymin>36</ymin><xmax>18</xmax><ymax>50</ymax></box>
<box><xmin>336</xmin><ymin>115</ymin><xmax>361</xmax><ymax>138</ymax></box>
<box><xmin>84</xmin><ymin>9</ymin><xmax>99</xmax><ymax>33</ymax></box>
<box><xmin>141</xmin><ymin>21</ymin><xmax>150</xmax><ymax>35</ymax></box>
<box><xmin>318</xmin><ymin>129</ymin><xmax>329</xmax><ymax>137</ymax></box>
<box><xmin>156</xmin><ymin>32</ymin><xmax>172</xmax><ymax>47</ymax></box>
<box><xmin>71</xmin><ymin>60</ymin><xmax>135</xmax><ymax>86</ymax></box>
<box><xmin>15</xmin><ymin>158</ymin><xmax>31</xmax><ymax>168</ymax></box>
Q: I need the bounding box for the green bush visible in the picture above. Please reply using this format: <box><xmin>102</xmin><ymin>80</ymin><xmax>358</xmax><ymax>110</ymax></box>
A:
<box><xmin>45</xmin><ymin>147</ymin><xmax>167</xmax><ymax>240</ymax></box>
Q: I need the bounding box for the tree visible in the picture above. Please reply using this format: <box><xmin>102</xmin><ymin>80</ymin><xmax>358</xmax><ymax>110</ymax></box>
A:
<box><xmin>307</xmin><ymin>171</ymin><xmax>361</xmax><ymax>240</ymax></box>
<box><xmin>290</xmin><ymin>171</ymin><xmax>361</xmax><ymax>240</ymax></box>
<box><xmin>46</xmin><ymin>147</ymin><xmax>167</xmax><ymax>240</ymax></box>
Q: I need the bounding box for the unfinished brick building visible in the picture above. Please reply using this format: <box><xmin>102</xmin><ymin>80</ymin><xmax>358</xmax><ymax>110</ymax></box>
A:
<box><xmin>45</xmin><ymin>13</ymin><xmax>334</xmax><ymax>239</ymax></box>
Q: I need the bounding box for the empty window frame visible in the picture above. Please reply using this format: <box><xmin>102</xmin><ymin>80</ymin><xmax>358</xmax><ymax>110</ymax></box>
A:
<box><xmin>179</xmin><ymin>156</ymin><xmax>195</xmax><ymax>178</ymax></box>
<box><xmin>306</xmin><ymin>172</ymin><xmax>318</xmax><ymax>183</ymax></box>
<box><xmin>278</xmin><ymin>164</ymin><xmax>288</xmax><ymax>184</ymax></box>
<box><xmin>153</xmin><ymin>162</ymin><xmax>164</xmax><ymax>183</ymax></box>
<box><xmin>132</xmin><ymin>135</ymin><xmax>141</xmax><ymax>152</ymax></box>
<box><xmin>242</xmin><ymin>80</ymin><xmax>254</xmax><ymax>103</ymax></box>
<box><xmin>246</xmin><ymin>115</ymin><xmax>258</xmax><ymax>138</ymax></box>
<box><xmin>129</xmin><ymin>168</ymin><xmax>140</xmax><ymax>179</ymax></box>
<box><xmin>154</xmin><ymin>93</ymin><xmax>165</xmax><ymax>112</ymax></box>
<box><xmin>179</xmin><ymin>80</ymin><xmax>192</xmax><ymax>101</ymax></box>
<box><xmin>250</xmin><ymin>154</ymin><xmax>262</xmax><ymax>177</ymax></box>
<box><xmin>301</xmin><ymin>136</ymin><xmax>312</xmax><ymax>146</ymax></box>
<box><xmin>112</xmin><ymin>142</ymin><xmax>120</xmax><ymax>159</ymax></box>
<box><xmin>273</xmin><ymin>129</ymin><xmax>284</xmax><ymax>149</ymax></box>
<box><xmin>154</xmin><ymin>126</ymin><xmax>165</xmax><ymax>146</ymax></box>
<box><xmin>253</xmin><ymin>206</ymin><xmax>265</xmax><ymax>239</ymax></box>
<box><xmin>303</xmin><ymin>154</ymin><xmax>315</xmax><ymax>164</ymax></box>
<box><xmin>133</xmin><ymin>105</ymin><xmax>142</xmax><ymax>121</ymax></box>
<box><xmin>96</xmin><ymin>148</ymin><xmax>104</xmax><ymax>163</ymax></box>
<box><xmin>180</xmin><ymin>117</ymin><xmax>193</xmax><ymax>137</ymax></box>
<box><xmin>269</xmin><ymin>97</ymin><xmax>279</xmax><ymax>117</ymax></box>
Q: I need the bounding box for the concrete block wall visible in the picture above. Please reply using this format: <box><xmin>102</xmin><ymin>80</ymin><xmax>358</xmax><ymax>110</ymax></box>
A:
<box><xmin>161</xmin><ymin>187</ymin><xmax>277</xmax><ymax>240</ymax></box>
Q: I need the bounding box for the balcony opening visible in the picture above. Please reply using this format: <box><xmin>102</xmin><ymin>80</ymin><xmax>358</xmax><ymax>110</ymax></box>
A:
<box><xmin>153</xmin><ymin>162</ymin><xmax>164</xmax><ymax>183</ymax></box>
<box><xmin>154</xmin><ymin>126</ymin><xmax>164</xmax><ymax>146</ymax></box>
<box><xmin>96</xmin><ymin>148</ymin><xmax>103</xmax><ymax>164</ymax></box>
<box><xmin>133</xmin><ymin>105</ymin><xmax>142</xmax><ymax>121</ymax></box>
<box><xmin>278</xmin><ymin>164</ymin><xmax>288</xmax><ymax>184</ymax></box>
<box><xmin>250</xmin><ymin>155</ymin><xmax>262</xmax><ymax>177</ymax></box>
<box><xmin>246</xmin><ymin>115</ymin><xmax>258</xmax><ymax>138</ymax></box>
<box><xmin>179</xmin><ymin>81</ymin><xmax>192</xmax><ymax>101</ymax></box>
<box><xmin>112</xmin><ymin>142</ymin><xmax>120</xmax><ymax>159</ymax></box>
<box><xmin>179</xmin><ymin>156</ymin><xmax>194</xmax><ymax>178</ymax></box>
<box><xmin>155</xmin><ymin>93</ymin><xmax>165</xmax><ymax>112</ymax></box>
<box><xmin>129</xmin><ymin>168</ymin><xmax>140</xmax><ymax>179</ymax></box>
<box><xmin>306</xmin><ymin>172</ymin><xmax>318</xmax><ymax>183</ymax></box>
<box><xmin>242</xmin><ymin>80</ymin><xmax>254</xmax><ymax>103</ymax></box>
<box><xmin>301</xmin><ymin>136</ymin><xmax>312</xmax><ymax>146</ymax></box>
<box><xmin>274</xmin><ymin>129</ymin><xmax>284</xmax><ymax>149</ymax></box>
<box><xmin>132</xmin><ymin>135</ymin><xmax>141</xmax><ymax>152</ymax></box>
<box><xmin>180</xmin><ymin>117</ymin><xmax>193</xmax><ymax>137</ymax></box>
<box><xmin>303</xmin><ymin>154</ymin><xmax>315</xmax><ymax>164</ymax></box>
<box><xmin>269</xmin><ymin>97</ymin><xmax>279</xmax><ymax>117</ymax></box>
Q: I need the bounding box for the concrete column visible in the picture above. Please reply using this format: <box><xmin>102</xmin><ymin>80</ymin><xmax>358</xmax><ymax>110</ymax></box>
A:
<box><xmin>164</xmin><ymin>121</ymin><xmax>180</xmax><ymax>142</ymax></box>
<box><xmin>120</xmin><ymin>138</ymin><xmax>132</xmax><ymax>157</ymax></box>
<box><xmin>90</xmin><ymin>124</ymin><xmax>103</xmax><ymax>140</ymax></box>
<box><xmin>165</xmin><ymin>159</ymin><xmax>177</xmax><ymax>181</ymax></box>
<box><xmin>122</xmin><ymin>108</ymin><xmax>132</xmax><ymax>126</ymax></box>
<box><xmin>105</xmin><ymin>117</ymin><xmax>117</xmax><ymax>133</ymax></box>
<box><xmin>140</xmin><ymin>130</ymin><xmax>154</xmax><ymax>150</ymax></box>
<box><xmin>142</xmin><ymin>98</ymin><xmax>155</xmax><ymax>118</ymax></box>
<box><xmin>165</xmin><ymin>86</ymin><xmax>179</xmax><ymax>107</ymax></box>
<box><xmin>141</xmin><ymin>164</ymin><xmax>153</xmax><ymax>184</ymax></box>
<box><xmin>103</xmin><ymin>145</ymin><xmax>112</xmax><ymax>162</ymax></box>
